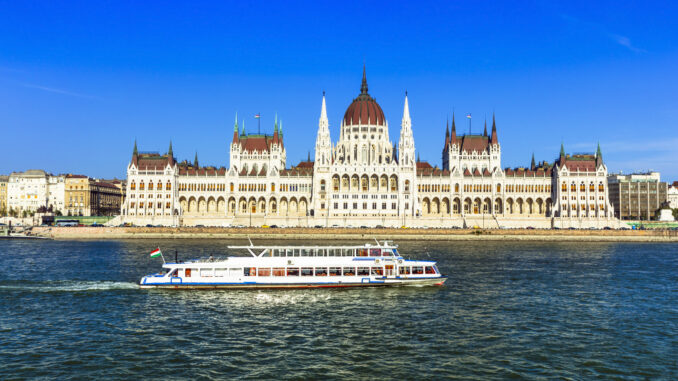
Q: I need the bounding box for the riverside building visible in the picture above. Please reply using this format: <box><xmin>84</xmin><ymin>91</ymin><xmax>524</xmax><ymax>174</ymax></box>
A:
<box><xmin>608</xmin><ymin>172</ymin><xmax>668</xmax><ymax>220</ymax></box>
<box><xmin>121</xmin><ymin>69</ymin><xmax>617</xmax><ymax>228</ymax></box>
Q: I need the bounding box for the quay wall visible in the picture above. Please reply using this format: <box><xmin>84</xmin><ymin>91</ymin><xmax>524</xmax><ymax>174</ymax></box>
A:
<box><xmin>30</xmin><ymin>226</ymin><xmax>678</xmax><ymax>242</ymax></box>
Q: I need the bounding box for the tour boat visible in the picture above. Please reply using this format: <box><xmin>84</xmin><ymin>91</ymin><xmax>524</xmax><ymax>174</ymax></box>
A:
<box><xmin>139</xmin><ymin>241</ymin><xmax>447</xmax><ymax>289</ymax></box>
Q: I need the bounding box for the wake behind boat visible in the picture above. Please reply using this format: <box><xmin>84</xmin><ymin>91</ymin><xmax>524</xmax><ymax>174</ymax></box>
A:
<box><xmin>140</xmin><ymin>241</ymin><xmax>447</xmax><ymax>289</ymax></box>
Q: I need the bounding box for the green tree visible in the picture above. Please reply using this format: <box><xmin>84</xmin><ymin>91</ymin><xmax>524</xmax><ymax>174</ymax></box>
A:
<box><xmin>673</xmin><ymin>208</ymin><xmax>678</xmax><ymax>220</ymax></box>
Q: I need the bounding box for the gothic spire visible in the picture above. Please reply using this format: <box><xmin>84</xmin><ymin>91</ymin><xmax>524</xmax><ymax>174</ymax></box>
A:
<box><xmin>490</xmin><ymin>113</ymin><xmax>498</xmax><ymax>144</ymax></box>
<box><xmin>168</xmin><ymin>140</ymin><xmax>173</xmax><ymax>156</ymax></box>
<box><xmin>560</xmin><ymin>142</ymin><xmax>565</xmax><ymax>158</ymax></box>
<box><xmin>360</xmin><ymin>64</ymin><xmax>368</xmax><ymax>95</ymax></box>
<box><xmin>241</xmin><ymin>119</ymin><xmax>246</xmax><ymax>136</ymax></box>
<box><xmin>401</xmin><ymin>92</ymin><xmax>411</xmax><ymax>129</ymax></box>
<box><xmin>320</xmin><ymin>92</ymin><xmax>328</xmax><ymax>123</ymax></box>
<box><xmin>596</xmin><ymin>142</ymin><xmax>603</xmax><ymax>166</ymax></box>
<box><xmin>133</xmin><ymin>139</ymin><xmax>138</xmax><ymax>156</ymax></box>
<box><xmin>451</xmin><ymin>112</ymin><xmax>457</xmax><ymax>144</ymax></box>
<box><xmin>531</xmin><ymin>153</ymin><xmax>536</xmax><ymax>170</ymax></box>
<box><xmin>483</xmin><ymin>118</ymin><xmax>488</xmax><ymax>137</ymax></box>
<box><xmin>234</xmin><ymin>112</ymin><xmax>239</xmax><ymax>132</ymax></box>
<box><xmin>194</xmin><ymin>152</ymin><xmax>199</xmax><ymax>167</ymax></box>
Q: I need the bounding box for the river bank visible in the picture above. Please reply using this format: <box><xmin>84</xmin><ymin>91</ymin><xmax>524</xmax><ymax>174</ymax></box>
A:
<box><xmin>29</xmin><ymin>226</ymin><xmax>678</xmax><ymax>242</ymax></box>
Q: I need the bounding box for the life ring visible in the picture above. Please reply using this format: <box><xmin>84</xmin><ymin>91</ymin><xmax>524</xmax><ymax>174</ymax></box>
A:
<box><xmin>375</xmin><ymin>259</ymin><xmax>380</xmax><ymax>264</ymax></box>
<box><xmin>398</xmin><ymin>259</ymin><xmax>403</xmax><ymax>264</ymax></box>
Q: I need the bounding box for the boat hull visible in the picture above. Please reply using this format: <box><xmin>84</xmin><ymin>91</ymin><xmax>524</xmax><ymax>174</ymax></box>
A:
<box><xmin>139</xmin><ymin>276</ymin><xmax>447</xmax><ymax>289</ymax></box>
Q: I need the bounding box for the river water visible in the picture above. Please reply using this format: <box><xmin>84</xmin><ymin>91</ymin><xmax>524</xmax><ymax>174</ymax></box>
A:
<box><xmin>0</xmin><ymin>239</ymin><xmax>676</xmax><ymax>379</ymax></box>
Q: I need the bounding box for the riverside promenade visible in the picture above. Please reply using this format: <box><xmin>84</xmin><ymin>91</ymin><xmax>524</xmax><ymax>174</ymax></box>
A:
<box><xmin>31</xmin><ymin>226</ymin><xmax>678</xmax><ymax>242</ymax></box>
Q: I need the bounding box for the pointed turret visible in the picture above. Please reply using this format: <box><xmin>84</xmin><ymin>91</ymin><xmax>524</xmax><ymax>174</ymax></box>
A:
<box><xmin>560</xmin><ymin>142</ymin><xmax>565</xmax><ymax>158</ymax></box>
<box><xmin>490</xmin><ymin>113</ymin><xmax>498</xmax><ymax>145</ymax></box>
<box><xmin>194</xmin><ymin>152</ymin><xmax>199</xmax><ymax>168</ymax></box>
<box><xmin>233</xmin><ymin>113</ymin><xmax>239</xmax><ymax>143</ymax></box>
<box><xmin>401</xmin><ymin>92</ymin><xmax>411</xmax><ymax>129</ymax></box>
<box><xmin>131</xmin><ymin>139</ymin><xmax>139</xmax><ymax>166</ymax></box>
<box><xmin>596</xmin><ymin>142</ymin><xmax>603</xmax><ymax>167</ymax></box>
<box><xmin>531</xmin><ymin>153</ymin><xmax>536</xmax><ymax>171</ymax></box>
<box><xmin>167</xmin><ymin>140</ymin><xmax>174</xmax><ymax>165</ymax></box>
<box><xmin>445</xmin><ymin>119</ymin><xmax>450</xmax><ymax>147</ymax></box>
<box><xmin>483</xmin><ymin>119</ymin><xmax>488</xmax><ymax>137</ymax></box>
<box><xmin>241</xmin><ymin>119</ymin><xmax>246</xmax><ymax>136</ymax></box>
<box><xmin>451</xmin><ymin>112</ymin><xmax>457</xmax><ymax>144</ymax></box>
<box><xmin>360</xmin><ymin>64</ymin><xmax>368</xmax><ymax>95</ymax></box>
<box><xmin>320</xmin><ymin>91</ymin><xmax>328</xmax><ymax>124</ymax></box>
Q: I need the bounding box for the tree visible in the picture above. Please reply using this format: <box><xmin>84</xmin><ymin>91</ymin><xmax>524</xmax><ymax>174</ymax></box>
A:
<box><xmin>55</xmin><ymin>210</ymin><xmax>63</xmax><ymax>217</ymax></box>
<box><xmin>673</xmin><ymin>208</ymin><xmax>678</xmax><ymax>220</ymax></box>
<box><xmin>22</xmin><ymin>210</ymin><xmax>29</xmax><ymax>218</ymax></box>
<box><xmin>0</xmin><ymin>205</ymin><xmax>6</xmax><ymax>217</ymax></box>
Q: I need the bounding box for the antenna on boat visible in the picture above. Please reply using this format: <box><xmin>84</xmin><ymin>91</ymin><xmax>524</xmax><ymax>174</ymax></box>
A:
<box><xmin>248</xmin><ymin>236</ymin><xmax>254</xmax><ymax>247</ymax></box>
<box><xmin>374</xmin><ymin>238</ymin><xmax>380</xmax><ymax>246</ymax></box>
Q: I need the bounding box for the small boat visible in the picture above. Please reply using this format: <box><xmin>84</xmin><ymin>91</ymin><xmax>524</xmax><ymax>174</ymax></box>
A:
<box><xmin>139</xmin><ymin>240</ymin><xmax>447</xmax><ymax>289</ymax></box>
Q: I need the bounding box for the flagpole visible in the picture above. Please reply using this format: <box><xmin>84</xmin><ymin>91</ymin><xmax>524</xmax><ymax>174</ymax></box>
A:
<box><xmin>258</xmin><ymin>112</ymin><xmax>261</xmax><ymax>134</ymax></box>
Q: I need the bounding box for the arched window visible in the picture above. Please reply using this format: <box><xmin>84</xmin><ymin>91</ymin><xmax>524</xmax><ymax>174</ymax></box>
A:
<box><xmin>157</xmin><ymin>182</ymin><xmax>163</xmax><ymax>190</ymax></box>
<box><xmin>148</xmin><ymin>182</ymin><xmax>154</xmax><ymax>191</ymax></box>
<box><xmin>320</xmin><ymin>180</ymin><xmax>326</xmax><ymax>192</ymax></box>
<box><xmin>130</xmin><ymin>181</ymin><xmax>136</xmax><ymax>190</ymax></box>
<box><xmin>139</xmin><ymin>181</ymin><xmax>145</xmax><ymax>191</ymax></box>
<box><xmin>455</xmin><ymin>183</ymin><xmax>459</xmax><ymax>193</ymax></box>
<box><xmin>405</xmin><ymin>180</ymin><xmax>410</xmax><ymax>192</ymax></box>
<box><xmin>496</xmin><ymin>184</ymin><xmax>501</xmax><ymax>193</ymax></box>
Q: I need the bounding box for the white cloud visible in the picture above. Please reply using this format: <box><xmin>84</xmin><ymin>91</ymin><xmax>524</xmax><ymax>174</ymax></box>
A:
<box><xmin>22</xmin><ymin>83</ymin><xmax>97</xmax><ymax>99</ymax></box>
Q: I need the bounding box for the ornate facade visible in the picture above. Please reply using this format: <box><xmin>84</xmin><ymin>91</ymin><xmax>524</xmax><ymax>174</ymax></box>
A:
<box><xmin>121</xmin><ymin>69</ymin><xmax>617</xmax><ymax>228</ymax></box>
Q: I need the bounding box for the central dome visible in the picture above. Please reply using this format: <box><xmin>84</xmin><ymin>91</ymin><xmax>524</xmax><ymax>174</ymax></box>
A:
<box><xmin>343</xmin><ymin>67</ymin><xmax>385</xmax><ymax>126</ymax></box>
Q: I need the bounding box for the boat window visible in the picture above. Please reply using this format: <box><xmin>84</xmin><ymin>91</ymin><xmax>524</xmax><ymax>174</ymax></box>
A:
<box><xmin>272</xmin><ymin>268</ymin><xmax>285</xmax><ymax>276</ymax></box>
<box><xmin>244</xmin><ymin>267</ymin><xmax>256</xmax><ymax>276</ymax></box>
<box><xmin>259</xmin><ymin>268</ymin><xmax>271</xmax><ymax>276</ymax></box>
<box><xmin>358</xmin><ymin>249</ymin><xmax>368</xmax><ymax>257</ymax></box>
<box><xmin>371</xmin><ymin>267</ymin><xmax>383</xmax><ymax>276</ymax></box>
<box><xmin>342</xmin><ymin>267</ymin><xmax>355</xmax><ymax>276</ymax></box>
<box><xmin>285</xmin><ymin>249</ymin><xmax>292</xmax><ymax>257</ymax></box>
<box><xmin>301</xmin><ymin>267</ymin><xmax>313</xmax><ymax>276</ymax></box>
<box><xmin>329</xmin><ymin>267</ymin><xmax>341</xmax><ymax>276</ymax></box>
<box><xmin>369</xmin><ymin>249</ymin><xmax>381</xmax><ymax>257</ymax></box>
<box><xmin>200</xmin><ymin>268</ymin><xmax>213</xmax><ymax>277</ymax></box>
<box><xmin>381</xmin><ymin>250</ymin><xmax>392</xmax><ymax>257</ymax></box>
<box><xmin>314</xmin><ymin>267</ymin><xmax>327</xmax><ymax>276</ymax></box>
<box><xmin>357</xmin><ymin>267</ymin><xmax>370</xmax><ymax>276</ymax></box>
<box><xmin>425</xmin><ymin>266</ymin><xmax>436</xmax><ymax>274</ymax></box>
<box><xmin>168</xmin><ymin>269</ymin><xmax>178</xmax><ymax>277</ymax></box>
<box><xmin>433</xmin><ymin>265</ymin><xmax>440</xmax><ymax>274</ymax></box>
<box><xmin>229</xmin><ymin>268</ymin><xmax>242</xmax><ymax>277</ymax></box>
<box><xmin>304</xmin><ymin>249</ymin><xmax>312</xmax><ymax>257</ymax></box>
<box><xmin>271</xmin><ymin>249</ymin><xmax>278</xmax><ymax>257</ymax></box>
<box><xmin>399</xmin><ymin>266</ymin><xmax>411</xmax><ymax>275</ymax></box>
<box><xmin>215</xmin><ymin>268</ymin><xmax>227</xmax><ymax>277</ymax></box>
<box><xmin>287</xmin><ymin>267</ymin><xmax>300</xmax><ymax>276</ymax></box>
<box><xmin>412</xmin><ymin>266</ymin><xmax>424</xmax><ymax>274</ymax></box>
<box><xmin>185</xmin><ymin>269</ymin><xmax>192</xmax><ymax>277</ymax></box>
<box><xmin>342</xmin><ymin>248</ymin><xmax>351</xmax><ymax>257</ymax></box>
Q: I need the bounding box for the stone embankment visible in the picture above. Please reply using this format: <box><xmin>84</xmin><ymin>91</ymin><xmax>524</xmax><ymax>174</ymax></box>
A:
<box><xmin>30</xmin><ymin>226</ymin><xmax>678</xmax><ymax>242</ymax></box>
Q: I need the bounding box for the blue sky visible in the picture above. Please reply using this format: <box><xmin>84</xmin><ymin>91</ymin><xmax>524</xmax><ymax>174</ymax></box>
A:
<box><xmin>1</xmin><ymin>1</ymin><xmax>677</xmax><ymax>180</ymax></box>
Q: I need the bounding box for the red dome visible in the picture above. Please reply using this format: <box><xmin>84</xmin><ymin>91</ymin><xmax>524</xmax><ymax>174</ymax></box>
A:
<box><xmin>343</xmin><ymin>67</ymin><xmax>385</xmax><ymax>126</ymax></box>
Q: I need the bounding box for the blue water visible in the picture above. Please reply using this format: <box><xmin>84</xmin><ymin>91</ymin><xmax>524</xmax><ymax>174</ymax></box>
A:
<box><xmin>0</xmin><ymin>239</ymin><xmax>676</xmax><ymax>379</ymax></box>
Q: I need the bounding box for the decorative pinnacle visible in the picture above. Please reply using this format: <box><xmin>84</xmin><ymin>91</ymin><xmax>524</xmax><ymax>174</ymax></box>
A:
<box><xmin>360</xmin><ymin>64</ymin><xmax>368</xmax><ymax>95</ymax></box>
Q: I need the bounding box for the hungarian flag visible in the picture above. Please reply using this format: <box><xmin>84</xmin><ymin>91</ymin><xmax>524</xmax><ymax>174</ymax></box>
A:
<box><xmin>254</xmin><ymin>114</ymin><xmax>260</xmax><ymax>119</ymax></box>
<box><xmin>466</xmin><ymin>113</ymin><xmax>472</xmax><ymax>119</ymax></box>
<box><xmin>150</xmin><ymin>248</ymin><xmax>162</xmax><ymax>258</ymax></box>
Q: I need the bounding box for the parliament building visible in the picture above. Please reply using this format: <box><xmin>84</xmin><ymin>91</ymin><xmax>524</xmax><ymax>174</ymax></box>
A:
<box><xmin>121</xmin><ymin>69</ymin><xmax>617</xmax><ymax>228</ymax></box>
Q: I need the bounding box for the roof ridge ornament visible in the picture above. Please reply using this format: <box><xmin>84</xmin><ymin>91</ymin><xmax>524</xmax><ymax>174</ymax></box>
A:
<box><xmin>360</xmin><ymin>64</ymin><xmax>368</xmax><ymax>95</ymax></box>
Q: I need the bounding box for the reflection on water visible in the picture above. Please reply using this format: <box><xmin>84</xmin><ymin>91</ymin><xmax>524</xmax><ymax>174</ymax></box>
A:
<box><xmin>0</xmin><ymin>239</ymin><xmax>676</xmax><ymax>379</ymax></box>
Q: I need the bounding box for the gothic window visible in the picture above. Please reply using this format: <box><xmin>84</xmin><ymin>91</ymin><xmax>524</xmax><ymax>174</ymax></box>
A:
<box><xmin>130</xmin><ymin>181</ymin><xmax>136</xmax><ymax>190</ymax></box>
<box><xmin>320</xmin><ymin>180</ymin><xmax>326</xmax><ymax>192</ymax></box>
<box><xmin>405</xmin><ymin>180</ymin><xmax>410</xmax><ymax>192</ymax></box>
<box><xmin>148</xmin><ymin>182</ymin><xmax>154</xmax><ymax>191</ymax></box>
<box><xmin>139</xmin><ymin>181</ymin><xmax>145</xmax><ymax>191</ymax></box>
